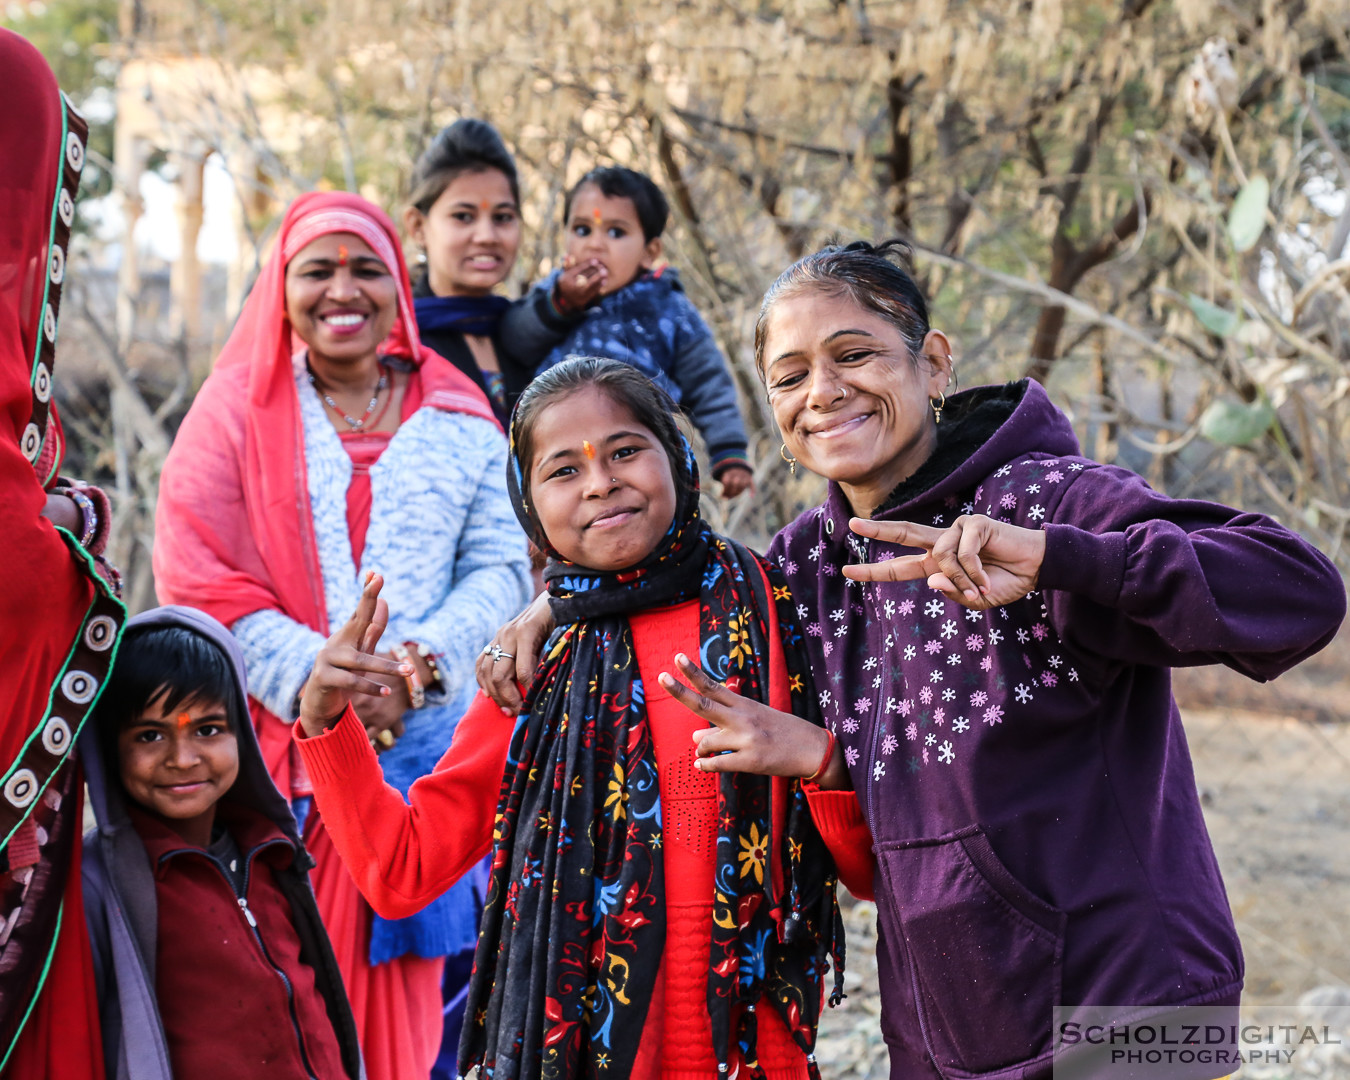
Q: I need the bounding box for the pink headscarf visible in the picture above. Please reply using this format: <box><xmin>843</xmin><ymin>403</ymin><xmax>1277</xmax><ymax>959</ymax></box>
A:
<box><xmin>155</xmin><ymin>189</ymin><xmax>496</xmax><ymax>637</ymax></box>
<box><xmin>154</xmin><ymin>191</ymin><xmax>498</xmax><ymax>793</ymax></box>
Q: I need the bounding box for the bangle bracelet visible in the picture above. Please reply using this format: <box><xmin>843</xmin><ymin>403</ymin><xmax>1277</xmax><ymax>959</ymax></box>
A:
<box><xmin>55</xmin><ymin>486</ymin><xmax>98</xmax><ymax>547</ymax></box>
<box><xmin>804</xmin><ymin>727</ymin><xmax>837</xmax><ymax>783</ymax></box>
<box><xmin>389</xmin><ymin>644</ymin><xmax>426</xmax><ymax>709</ymax></box>
<box><xmin>410</xmin><ymin>641</ymin><xmax>444</xmax><ymax>693</ymax></box>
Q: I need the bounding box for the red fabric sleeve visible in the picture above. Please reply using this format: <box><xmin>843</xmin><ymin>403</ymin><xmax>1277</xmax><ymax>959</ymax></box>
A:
<box><xmin>6</xmin><ymin>780</ymin><xmax>104</xmax><ymax>1080</ymax></box>
<box><xmin>802</xmin><ymin>786</ymin><xmax>876</xmax><ymax>901</ymax></box>
<box><xmin>293</xmin><ymin>692</ymin><xmax>515</xmax><ymax>919</ymax></box>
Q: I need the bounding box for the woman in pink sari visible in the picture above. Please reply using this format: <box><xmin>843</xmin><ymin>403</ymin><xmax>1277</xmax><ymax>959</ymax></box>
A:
<box><xmin>154</xmin><ymin>191</ymin><xmax>531</xmax><ymax>1080</ymax></box>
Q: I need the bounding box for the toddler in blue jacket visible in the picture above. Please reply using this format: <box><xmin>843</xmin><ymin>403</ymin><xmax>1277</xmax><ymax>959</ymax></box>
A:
<box><xmin>502</xmin><ymin>166</ymin><xmax>754</xmax><ymax>496</ymax></box>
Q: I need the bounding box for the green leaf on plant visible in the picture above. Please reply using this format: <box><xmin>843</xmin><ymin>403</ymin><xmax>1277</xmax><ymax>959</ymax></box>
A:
<box><xmin>1227</xmin><ymin>174</ymin><xmax>1269</xmax><ymax>253</ymax></box>
<box><xmin>1187</xmin><ymin>293</ymin><xmax>1239</xmax><ymax>337</ymax></box>
<box><xmin>1199</xmin><ymin>399</ymin><xmax>1275</xmax><ymax>447</ymax></box>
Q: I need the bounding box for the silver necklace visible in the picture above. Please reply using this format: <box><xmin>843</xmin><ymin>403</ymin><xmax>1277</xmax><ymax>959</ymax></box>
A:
<box><xmin>308</xmin><ymin>364</ymin><xmax>388</xmax><ymax>430</ymax></box>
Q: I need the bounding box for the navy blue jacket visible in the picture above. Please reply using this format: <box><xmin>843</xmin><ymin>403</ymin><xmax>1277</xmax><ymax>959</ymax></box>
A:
<box><xmin>501</xmin><ymin>267</ymin><xmax>750</xmax><ymax>476</ymax></box>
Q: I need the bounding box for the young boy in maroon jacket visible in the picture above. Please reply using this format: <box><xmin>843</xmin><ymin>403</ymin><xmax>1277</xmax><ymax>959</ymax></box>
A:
<box><xmin>81</xmin><ymin>606</ymin><xmax>362</xmax><ymax>1080</ymax></box>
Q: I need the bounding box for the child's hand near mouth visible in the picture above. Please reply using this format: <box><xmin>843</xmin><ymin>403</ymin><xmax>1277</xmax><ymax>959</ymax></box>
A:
<box><xmin>554</xmin><ymin>255</ymin><xmax>607</xmax><ymax>312</ymax></box>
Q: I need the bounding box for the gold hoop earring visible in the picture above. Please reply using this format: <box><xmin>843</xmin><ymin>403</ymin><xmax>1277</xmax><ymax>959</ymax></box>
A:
<box><xmin>930</xmin><ymin>391</ymin><xmax>946</xmax><ymax>425</ymax></box>
<box><xmin>779</xmin><ymin>443</ymin><xmax>798</xmax><ymax>477</ymax></box>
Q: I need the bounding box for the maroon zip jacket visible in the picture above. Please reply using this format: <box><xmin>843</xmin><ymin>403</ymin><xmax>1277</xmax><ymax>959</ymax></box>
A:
<box><xmin>129</xmin><ymin>802</ymin><xmax>348</xmax><ymax>1080</ymax></box>
<box><xmin>770</xmin><ymin>380</ymin><xmax>1345</xmax><ymax>1080</ymax></box>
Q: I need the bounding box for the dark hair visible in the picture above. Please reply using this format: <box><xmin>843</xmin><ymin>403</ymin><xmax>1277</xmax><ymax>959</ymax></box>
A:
<box><xmin>563</xmin><ymin>166</ymin><xmax>669</xmax><ymax>242</ymax></box>
<box><xmin>510</xmin><ymin>356</ymin><xmax>687</xmax><ymax>527</ymax></box>
<box><xmin>753</xmin><ymin>239</ymin><xmax>932</xmax><ymax>375</ymax></box>
<box><xmin>408</xmin><ymin>118</ymin><xmax>520</xmax><ymax>213</ymax></box>
<box><xmin>95</xmin><ymin>624</ymin><xmax>241</xmax><ymax>765</ymax></box>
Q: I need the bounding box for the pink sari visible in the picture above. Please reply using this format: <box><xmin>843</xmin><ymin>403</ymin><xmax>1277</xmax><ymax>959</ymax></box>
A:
<box><xmin>153</xmin><ymin>191</ymin><xmax>496</xmax><ymax>1080</ymax></box>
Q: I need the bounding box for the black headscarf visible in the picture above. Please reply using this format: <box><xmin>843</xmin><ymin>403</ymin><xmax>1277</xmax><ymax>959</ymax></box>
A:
<box><xmin>458</xmin><ymin>408</ymin><xmax>844</xmax><ymax>1080</ymax></box>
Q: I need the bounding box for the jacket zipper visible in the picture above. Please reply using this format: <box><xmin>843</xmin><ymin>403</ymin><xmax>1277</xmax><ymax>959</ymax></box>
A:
<box><xmin>161</xmin><ymin>844</ymin><xmax>320</xmax><ymax>1080</ymax></box>
<box><xmin>861</xmin><ymin>532</ymin><xmax>943</xmax><ymax>1059</ymax></box>
<box><xmin>237</xmin><ymin>852</ymin><xmax>320</xmax><ymax>1080</ymax></box>
<box><xmin>860</xmin><ymin>535</ymin><xmax>886</xmax><ymax>839</ymax></box>
<box><xmin>858</xmin><ymin>533</ymin><xmax>934</xmax><ymax>1047</ymax></box>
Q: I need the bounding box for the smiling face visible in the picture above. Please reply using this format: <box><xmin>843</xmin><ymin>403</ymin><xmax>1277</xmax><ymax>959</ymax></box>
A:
<box><xmin>527</xmin><ymin>385</ymin><xmax>678</xmax><ymax>571</ymax></box>
<box><xmin>563</xmin><ymin>184</ymin><xmax>661</xmax><ymax>295</ymax></box>
<box><xmin>284</xmin><ymin>232</ymin><xmax>400</xmax><ymax>370</ymax></box>
<box><xmin>762</xmin><ymin>288</ymin><xmax>952</xmax><ymax>518</ymax></box>
<box><xmin>406</xmin><ymin>168</ymin><xmax>521</xmax><ymax>298</ymax></box>
<box><xmin>117</xmin><ymin>693</ymin><xmax>239</xmax><ymax>847</ymax></box>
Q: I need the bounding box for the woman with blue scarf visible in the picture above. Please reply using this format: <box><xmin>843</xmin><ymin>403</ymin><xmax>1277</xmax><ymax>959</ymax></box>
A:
<box><xmin>405</xmin><ymin>119</ymin><xmax>547</xmax><ymax>427</ymax></box>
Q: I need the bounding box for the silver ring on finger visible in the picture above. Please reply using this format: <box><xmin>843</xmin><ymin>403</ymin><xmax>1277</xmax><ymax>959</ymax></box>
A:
<box><xmin>489</xmin><ymin>644</ymin><xmax>515</xmax><ymax>663</ymax></box>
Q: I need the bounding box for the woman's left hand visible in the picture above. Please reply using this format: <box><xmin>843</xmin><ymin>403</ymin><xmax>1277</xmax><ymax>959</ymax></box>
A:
<box><xmin>843</xmin><ymin>514</ymin><xmax>1045</xmax><ymax>609</ymax></box>
<box><xmin>658</xmin><ymin>654</ymin><xmax>849</xmax><ymax>789</ymax></box>
<box><xmin>40</xmin><ymin>492</ymin><xmax>81</xmax><ymax>533</ymax></box>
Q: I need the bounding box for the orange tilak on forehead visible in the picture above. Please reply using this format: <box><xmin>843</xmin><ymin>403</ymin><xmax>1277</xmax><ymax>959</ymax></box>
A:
<box><xmin>337</xmin><ymin>244</ymin><xmax>349</xmax><ymax>267</ymax></box>
<box><xmin>592</xmin><ymin>208</ymin><xmax>603</xmax><ymax>223</ymax></box>
<box><xmin>582</xmin><ymin>440</ymin><xmax>596</xmax><ymax>460</ymax></box>
<box><xmin>177</xmin><ymin>712</ymin><xmax>193</xmax><ymax>729</ymax></box>
<box><xmin>480</xmin><ymin>199</ymin><xmax>491</xmax><ymax>211</ymax></box>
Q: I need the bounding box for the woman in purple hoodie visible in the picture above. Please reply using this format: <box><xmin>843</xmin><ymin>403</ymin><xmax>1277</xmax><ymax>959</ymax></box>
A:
<box><xmin>478</xmin><ymin>240</ymin><xmax>1346</xmax><ymax>1080</ymax></box>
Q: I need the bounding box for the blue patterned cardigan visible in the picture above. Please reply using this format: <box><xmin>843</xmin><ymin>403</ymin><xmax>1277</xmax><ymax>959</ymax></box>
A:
<box><xmin>232</xmin><ymin>364</ymin><xmax>532</xmax><ymax>963</ymax></box>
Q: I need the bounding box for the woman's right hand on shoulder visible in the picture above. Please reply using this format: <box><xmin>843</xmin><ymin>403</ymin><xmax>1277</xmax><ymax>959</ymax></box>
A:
<box><xmin>475</xmin><ymin>591</ymin><xmax>555</xmax><ymax>714</ymax></box>
<box><xmin>299</xmin><ymin>573</ymin><xmax>415</xmax><ymax>739</ymax></box>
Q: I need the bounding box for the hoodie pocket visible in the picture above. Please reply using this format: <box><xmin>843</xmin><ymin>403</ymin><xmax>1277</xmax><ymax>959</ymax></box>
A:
<box><xmin>875</xmin><ymin>825</ymin><xmax>1065</xmax><ymax>1079</ymax></box>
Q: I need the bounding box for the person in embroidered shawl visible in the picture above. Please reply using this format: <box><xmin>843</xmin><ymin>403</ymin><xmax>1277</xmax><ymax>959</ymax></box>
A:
<box><xmin>292</xmin><ymin>357</ymin><xmax>851</xmax><ymax>1080</ymax></box>
<box><xmin>0</xmin><ymin>28</ymin><xmax>125</xmax><ymax>1079</ymax></box>
<box><xmin>152</xmin><ymin>190</ymin><xmax>532</xmax><ymax>1080</ymax></box>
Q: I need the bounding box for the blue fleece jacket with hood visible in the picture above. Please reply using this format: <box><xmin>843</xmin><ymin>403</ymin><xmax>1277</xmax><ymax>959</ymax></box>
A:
<box><xmin>500</xmin><ymin>266</ymin><xmax>751</xmax><ymax>475</ymax></box>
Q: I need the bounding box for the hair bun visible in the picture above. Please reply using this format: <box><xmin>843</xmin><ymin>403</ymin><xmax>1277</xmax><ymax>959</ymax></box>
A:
<box><xmin>409</xmin><ymin>118</ymin><xmax>519</xmax><ymax>211</ymax></box>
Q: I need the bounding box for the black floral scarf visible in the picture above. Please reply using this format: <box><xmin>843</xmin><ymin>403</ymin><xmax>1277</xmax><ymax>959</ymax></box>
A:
<box><xmin>460</xmin><ymin>429</ymin><xmax>844</xmax><ymax>1080</ymax></box>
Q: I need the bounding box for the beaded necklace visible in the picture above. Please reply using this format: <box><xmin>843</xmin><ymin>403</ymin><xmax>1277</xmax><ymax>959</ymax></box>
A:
<box><xmin>307</xmin><ymin>359</ymin><xmax>389</xmax><ymax>430</ymax></box>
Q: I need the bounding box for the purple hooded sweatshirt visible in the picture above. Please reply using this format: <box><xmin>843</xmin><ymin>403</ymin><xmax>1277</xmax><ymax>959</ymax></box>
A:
<box><xmin>770</xmin><ymin>380</ymin><xmax>1345</xmax><ymax>1080</ymax></box>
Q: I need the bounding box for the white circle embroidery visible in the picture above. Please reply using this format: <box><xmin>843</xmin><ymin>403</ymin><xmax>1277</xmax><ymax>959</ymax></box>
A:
<box><xmin>58</xmin><ymin>187</ymin><xmax>74</xmax><ymax>227</ymax></box>
<box><xmin>61</xmin><ymin>670</ymin><xmax>97</xmax><ymax>705</ymax></box>
<box><xmin>41</xmin><ymin>717</ymin><xmax>72</xmax><ymax>756</ymax></box>
<box><xmin>34</xmin><ymin>364</ymin><xmax>51</xmax><ymax>404</ymax></box>
<box><xmin>84</xmin><ymin>615</ymin><xmax>117</xmax><ymax>652</ymax></box>
<box><xmin>65</xmin><ymin>132</ymin><xmax>84</xmax><ymax>172</ymax></box>
<box><xmin>43</xmin><ymin>304</ymin><xmax>56</xmax><ymax>342</ymax></box>
<box><xmin>49</xmin><ymin>245</ymin><xmax>65</xmax><ymax>285</ymax></box>
<box><xmin>21</xmin><ymin>423</ymin><xmax>42</xmax><ymax>462</ymax></box>
<box><xmin>4</xmin><ymin>770</ymin><xmax>39</xmax><ymax>809</ymax></box>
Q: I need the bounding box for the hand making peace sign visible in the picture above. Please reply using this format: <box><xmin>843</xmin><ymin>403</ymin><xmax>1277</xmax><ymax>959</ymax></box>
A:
<box><xmin>299</xmin><ymin>573</ymin><xmax>415</xmax><ymax>739</ymax></box>
<box><xmin>658</xmin><ymin>654</ymin><xmax>850</xmax><ymax>789</ymax></box>
<box><xmin>842</xmin><ymin>514</ymin><xmax>1046</xmax><ymax>609</ymax></box>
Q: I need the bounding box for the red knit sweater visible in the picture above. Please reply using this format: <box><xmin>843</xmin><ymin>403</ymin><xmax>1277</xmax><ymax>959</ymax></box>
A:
<box><xmin>295</xmin><ymin>600</ymin><xmax>873</xmax><ymax>1080</ymax></box>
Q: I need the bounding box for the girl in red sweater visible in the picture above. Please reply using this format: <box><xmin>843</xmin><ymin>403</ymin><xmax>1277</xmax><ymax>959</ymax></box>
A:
<box><xmin>295</xmin><ymin>357</ymin><xmax>853</xmax><ymax>1080</ymax></box>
